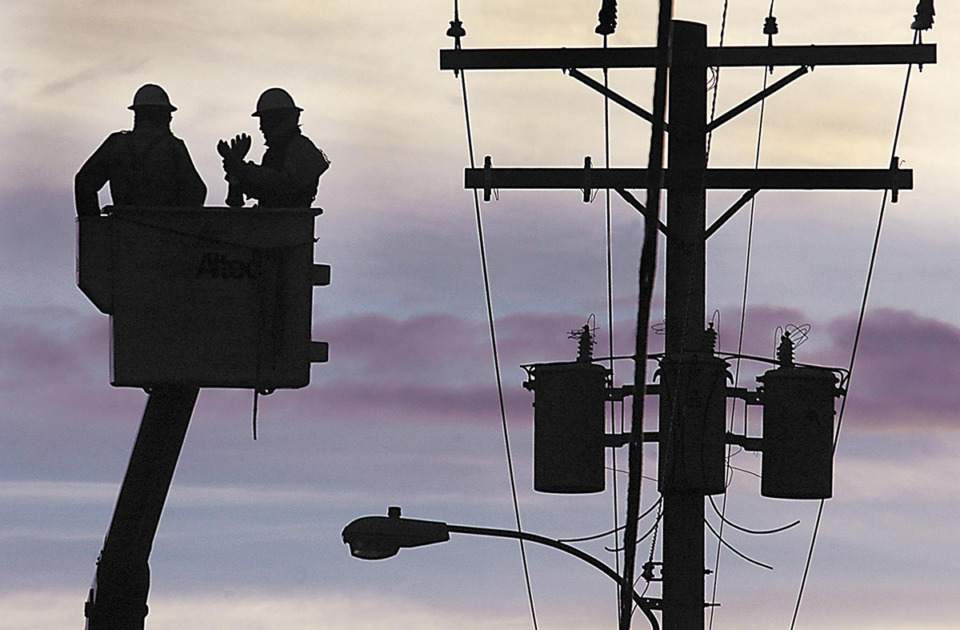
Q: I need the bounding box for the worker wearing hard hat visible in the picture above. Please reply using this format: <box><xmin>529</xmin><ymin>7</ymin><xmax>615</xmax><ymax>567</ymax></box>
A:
<box><xmin>218</xmin><ymin>88</ymin><xmax>330</xmax><ymax>208</ymax></box>
<box><xmin>75</xmin><ymin>84</ymin><xmax>207</xmax><ymax>216</ymax></box>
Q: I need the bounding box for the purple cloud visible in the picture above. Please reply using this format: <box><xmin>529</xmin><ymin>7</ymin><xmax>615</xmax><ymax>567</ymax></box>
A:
<box><xmin>824</xmin><ymin>308</ymin><xmax>960</xmax><ymax>428</ymax></box>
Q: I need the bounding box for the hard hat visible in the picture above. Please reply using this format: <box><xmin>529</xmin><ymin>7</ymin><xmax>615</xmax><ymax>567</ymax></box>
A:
<box><xmin>128</xmin><ymin>84</ymin><xmax>177</xmax><ymax>111</ymax></box>
<box><xmin>252</xmin><ymin>88</ymin><xmax>303</xmax><ymax>117</ymax></box>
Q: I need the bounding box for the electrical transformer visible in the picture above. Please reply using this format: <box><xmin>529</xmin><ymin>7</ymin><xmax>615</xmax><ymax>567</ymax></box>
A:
<box><xmin>525</xmin><ymin>361</ymin><xmax>610</xmax><ymax>494</ymax></box>
<box><xmin>758</xmin><ymin>366</ymin><xmax>839</xmax><ymax>499</ymax></box>
<box><xmin>657</xmin><ymin>353</ymin><xmax>729</xmax><ymax>495</ymax></box>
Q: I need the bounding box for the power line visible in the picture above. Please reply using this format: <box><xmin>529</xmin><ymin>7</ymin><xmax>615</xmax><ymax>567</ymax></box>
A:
<box><xmin>789</xmin><ymin>28</ymin><xmax>921</xmax><ymax>630</ymax></box>
<box><xmin>455</xmin><ymin>12</ymin><xmax>540</xmax><ymax>626</ymax></box>
<box><xmin>600</xmin><ymin>32</ymin><xmax>625</xmax><ymax>617</ymax></box>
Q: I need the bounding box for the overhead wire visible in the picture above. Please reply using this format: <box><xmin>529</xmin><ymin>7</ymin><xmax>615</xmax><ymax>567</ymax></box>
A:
<box><xmin>704</xmin><ymin>0</ymin><xmax>738</xmax><ymax>626</ymax></box>
<box><xmin>558</xmin><ymin>498</ymin><xmax>663</xmax><ymax>544</ymax></box>
<box><xmin>600</xmin><ymin>31</ymin><xmax>624</xmax><ymax>604</ymax></box>
<box><xmin>708</xmin><ymin>495</ymin><xmax>800</xmax><ymax>535</ymax></box>
<box><xmin>451</xmin><ymin>3</ymin><xmax>539</xmax><ymax>629</ymax></box>
<box><xmin>789</xmin><ymin>27</ymin><xmax>923</xmax><ymax>630</ymax></box>
<box><xmin>704</xmin><ymin>518</ymin><xmax>774</xmax><ymax>571</ymax></box>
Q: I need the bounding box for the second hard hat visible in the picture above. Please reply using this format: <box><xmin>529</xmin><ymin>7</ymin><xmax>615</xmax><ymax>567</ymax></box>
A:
<box><xmin>128</xmin><ymin>84</ymin><xmax>177</xmax><ymax>111</ymax></box>
<box><xmin>252</xmin><ymin>87</ymin><xmax>303</xmax><ymax>117</ymax></box>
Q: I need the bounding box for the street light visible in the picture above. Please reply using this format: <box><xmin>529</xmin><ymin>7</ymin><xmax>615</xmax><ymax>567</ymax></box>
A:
<box><xmin>342</xmin><ymin>506</ymin><xmax>660</xmax><ymax>630</ymax></box>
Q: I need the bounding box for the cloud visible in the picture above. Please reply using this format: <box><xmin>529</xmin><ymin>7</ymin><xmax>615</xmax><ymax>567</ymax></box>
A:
<box><xmin>8</xmin><ymin>301</ymin><xmax>960</xmax><ymax>439</ymax></box>
<box><xmin>824</xmin><ymin>308</ymin><xmax>960</xmax><ymax>428</ymax></box>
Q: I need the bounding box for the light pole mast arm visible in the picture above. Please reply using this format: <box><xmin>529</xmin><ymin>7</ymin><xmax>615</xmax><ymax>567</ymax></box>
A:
<box><xmin>447</xmin><ymin>524</ymin><xmax>660</xmax><ymax>630</ymax></box>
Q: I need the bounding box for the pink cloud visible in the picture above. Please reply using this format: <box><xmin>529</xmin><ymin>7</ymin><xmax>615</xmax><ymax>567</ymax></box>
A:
<box><xmin>7</xmin><ymin>305</ymin><xmax>960</xmax><ymax>437</ymax></box>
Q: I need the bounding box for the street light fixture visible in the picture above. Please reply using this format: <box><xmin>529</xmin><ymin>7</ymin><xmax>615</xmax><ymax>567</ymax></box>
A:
<box><xmin>342</xmin><ymin>506</ymin><xmax>450</xmax><ymax>559</ymax></box>
<box><xmin>342</xmin><ymin>506</ymin><xmax>660</xmax><ymax>629</ymax></box>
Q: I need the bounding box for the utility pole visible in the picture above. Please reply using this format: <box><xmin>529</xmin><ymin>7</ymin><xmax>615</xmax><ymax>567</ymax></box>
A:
<box><xmin>441</xmin><ymin>19</ymin><xmax>934</xmax><ymax>630</ymax></box>
<box><xmin>661</xmin><ymin>21</ymin><xmax>707</xmax><ymax>628</ymax></box>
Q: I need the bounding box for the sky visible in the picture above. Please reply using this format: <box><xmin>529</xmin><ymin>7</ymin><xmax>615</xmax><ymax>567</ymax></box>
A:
<box><xmin>2</xmin><ymin>1</ymin><xmax>959</xmax><ymax>628</ymax></box>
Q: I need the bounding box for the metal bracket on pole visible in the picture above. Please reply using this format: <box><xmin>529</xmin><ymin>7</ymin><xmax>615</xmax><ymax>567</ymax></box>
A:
<box><xmin>483</xmin><ymin>155</ymin><xmax>493</xmax><ymax>201</ymax></box>
<box><xmin>890</xmin><ymin>155</ymin><xmax>901</xmax><ymax>202</ymax></box>
<box><xmin>583</xmin><ymin>156</ymin><xmax>593</xmax><ymax>202</ymax></box>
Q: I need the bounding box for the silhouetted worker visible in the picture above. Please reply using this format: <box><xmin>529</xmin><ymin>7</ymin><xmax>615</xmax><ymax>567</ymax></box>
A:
<box><xmin>75</xmin><ymin>84</ymin><xmax>206</xmax><ymax>216</ymax></box>
<box><xmin>218</xmin><ymin>87</ymin><xmax>329</xmax><ymax>208</ymax></box>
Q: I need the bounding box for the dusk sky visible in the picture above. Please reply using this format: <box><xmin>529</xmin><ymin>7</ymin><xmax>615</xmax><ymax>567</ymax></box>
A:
<box><xmin>3</xmin><ymin>1</ymin><xmax>960</xmax><ymax>629</ymax></box>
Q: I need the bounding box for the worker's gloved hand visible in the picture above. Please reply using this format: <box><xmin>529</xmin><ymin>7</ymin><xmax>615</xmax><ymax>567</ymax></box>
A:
<box><xmin>217</xmin><ymin>139</ymin><xmax>242</xmax><ymax>175</ymax></box>
<box><xmin>231</xmin><ymin>133</ymin><xmax>251</xmax><ymax>160</ymax></box>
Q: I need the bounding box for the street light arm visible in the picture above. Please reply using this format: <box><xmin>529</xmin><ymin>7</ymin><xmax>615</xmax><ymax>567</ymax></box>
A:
<box><xmin>447</xmin><ymin>524</ymin><xmax>660</xmax><ymax>630</ymax></box>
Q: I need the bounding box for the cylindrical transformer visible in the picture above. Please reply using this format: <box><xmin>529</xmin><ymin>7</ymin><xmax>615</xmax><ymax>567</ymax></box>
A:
<box><xmin>527</xmin><ymin>361</ymin><xmax>609</xmax><ymax>494</ymax></box>
<box><xmin>759</xmin><ymin>366</ymin><xmax>838</xmax><ymax>499</ymax></box>
<box><xmin>657</xmin><ymin>353</ymin><xmax>729</xmax><ymax>495</ymax></box>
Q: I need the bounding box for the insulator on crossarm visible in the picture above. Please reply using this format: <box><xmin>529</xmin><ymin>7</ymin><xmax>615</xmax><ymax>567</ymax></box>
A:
<box><xmin>763</xmin><ymin>16</ymin><xmax>778</xmax><ymax>72</ymax></box>
<box><xmin>763</xmin><ymin>15</ymin><xmax>779</xmax><ymax>37</ymax></box>
<box><xmin>446</xmin><ymin>18</ymin><xmax>466</xmax><ymax>40</ymax></box>
<box><xmin>595</xmin><ymin>0</ymin><xmax>617</xmax><ymax>36</ymax></box>
<box><xmin>446</xmin><ymin>0</ymin><xmax>466</xmax><ymax>55</ymax></box>
<box><xmin>911</xmin><ymin>0</ymin><xmax>935</xmax><ymax>31</ymax></box>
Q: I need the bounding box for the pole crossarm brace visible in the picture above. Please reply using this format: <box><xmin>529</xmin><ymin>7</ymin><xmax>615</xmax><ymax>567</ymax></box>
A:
<box><xmin>615</xmin><ymin>188</ymin><xmax>674</xmax><ymax>239</ymax></box>
<box><xmin>441</xmin><ymin>44</ymin><xmax>935</xmax><ymax>72</ymax></box>
<box><xmin>465</xmin><ymin>166</ymin><xmax>912</xmax><ymax>192</ymax></box>
<box><xmin>706</xmin><ymin>66</ymin><xmax>808</xmax><ymax>132</ymax></box>
<box><xmin>567</xmin><ymin>68</ymin><xmax>663</xmax><ymax>128</ymax></box>
<box><xmin>704</xmin><ymin>189</ymin><xmax>760</xmax><ymax>240</ymax></box>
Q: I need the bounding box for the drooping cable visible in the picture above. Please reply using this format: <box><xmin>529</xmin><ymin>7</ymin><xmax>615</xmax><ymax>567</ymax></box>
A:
<box><xmin>619</xmin><ymin>2</ymin><xmax>673</xmax><ymax>628</ymax></box>
<box><xmin>704</xmin><ymin>518</ymin><xmax>774</xmax><ymax>571</ymax></box>
<box><xmin>708</xmin><ymin>495</ymin><xmax>800</xmax><ymax>535</ymax></box>
<box><xmin>452</xmin><ymin>5</ymin><xmax>539</xmax><ymax>628</ymax></box>
<box><xmin>789</xmin><ymin>29</ymin><xmax>921</xmax><ymax>630</ymax></box>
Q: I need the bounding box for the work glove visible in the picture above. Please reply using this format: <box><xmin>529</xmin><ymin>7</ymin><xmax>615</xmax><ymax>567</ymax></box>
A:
<box><xmin>217</xmin><ymin>133</ymin><xmax>252</xmax><ymax>175</ymax></box>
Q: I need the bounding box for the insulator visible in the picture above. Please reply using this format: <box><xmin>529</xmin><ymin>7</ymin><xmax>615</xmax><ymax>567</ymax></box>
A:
<box><xmin>573</xmin><ymin>324</ymin><xmax>594</xmax><ymax>362</ymax></box>
<box><xmin>776</xmin><ymin>332</ymin><xmax>795</xmax><ymax>367</ymax></box>
<box><xmin>911</xmin><ymin>0</ymin><xmax>934</xmax><ymax>31</ymax></box>
<box><xmin>446</xmin><ymin>18</ymin><xmax>466</xmax><ymax>39</ymax></box>
<box><xmin>595</xmin><ymin>0</ymin><xmax>617</xmax><ymax>36</ymax></box>
<box><xmin>763</xmin><ymin>15</ymin><xmax>779</xmax><ymax>36</ymax></box>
